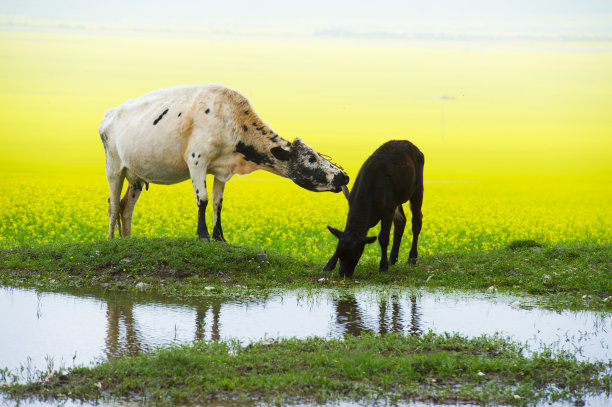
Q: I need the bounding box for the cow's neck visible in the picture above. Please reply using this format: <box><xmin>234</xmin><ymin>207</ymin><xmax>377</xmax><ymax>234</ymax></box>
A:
<box><xmin>234</xmin><ymin>133</ymin><xmax>292</xmax><ymax>178</ymax></box>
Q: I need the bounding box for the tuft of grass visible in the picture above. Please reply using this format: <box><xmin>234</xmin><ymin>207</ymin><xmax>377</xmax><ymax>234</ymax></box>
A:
<box><xmin>0</xmin><ymin>238</ymin><xmax>610</xmax><ymax>311</ymax></box>
<box><xmin>507</xmin><ymin>239</ymin><xmax>542</xmax><ymax>250</ymax></box>
<box><xmin>1</xmin><ymin>332</ymin><xmax>609</xmax><ymax>406</ymax></box>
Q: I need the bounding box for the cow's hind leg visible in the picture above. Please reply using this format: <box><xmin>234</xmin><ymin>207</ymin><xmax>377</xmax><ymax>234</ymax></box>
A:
<box><xmin>378</xmin><ymin>210</ymin><xmax>394</xmax><ymax>273</ymax></box>
<box><xmin>408</xmin><ymin>188</ymin><xmax>423</xmax><ymax>265</ymax></box>
<box><xmin>211</xmin><ymin>177</ymin><xmax>226</xmax><ymax>242</ymax></box>
<box><xmin>119</xmin><ymin>182</ymin><xmax>144</xmax><ymax>237</ymax></box>
<box><xmin>389</xmin><ymin>205</ymin><xmax>406</xmax><ymax>265</ymax></box>
<box><xmin>107</xmin><ymin>174</ymin><xmax>124</xmax><ymax>238</ymax></box>
<box><xmin>187</xmin><ymin>159</ymin><xmax>210</xmax><ymax>241</ymax></box>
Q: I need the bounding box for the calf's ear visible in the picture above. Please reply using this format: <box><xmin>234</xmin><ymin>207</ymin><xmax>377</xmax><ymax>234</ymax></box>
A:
<box><xmin>327</xmin><ymin>226</ymin><xmax>342</xmax><ymax>239</ymax></box>
<box><xmin>364</xmin><ymin>235</ymin><xmax>377</xmax><ymax>244</ymax></box>
<box><xmin>271</xmin><ymin>146</ymin><xmax>292</xmax><ymax>161</ymax></box>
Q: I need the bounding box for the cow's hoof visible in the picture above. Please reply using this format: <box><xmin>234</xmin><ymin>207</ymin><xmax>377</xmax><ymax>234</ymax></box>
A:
<box><xmin>407</xmin><ymin>257</ymin><xmax>417</xmax><ymax>266</ymax></box>
<box><xmin>213</xmin><ymin>235</ymin><xmax>227</xmax><ymax>243</ymax></box>
<box><xmin>199</xmin><ymin>235</ymin><xmax>211</xmax><ymax>242</ymax></box>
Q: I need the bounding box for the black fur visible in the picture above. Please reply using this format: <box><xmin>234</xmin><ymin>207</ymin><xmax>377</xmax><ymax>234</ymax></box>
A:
<box><xmin>235</xmin><ymin>141</ymin><xmax>273</xmax><ymax>165</ymax></box>
<box><xmin>271</xmin><ymin>146</ymin><xmax>292</xmax><ymax>161</ymax></box>
<box><xmin>324</xmin><ymin>140</ymin><xmax>424</xmax><ymax>277</ymax></box>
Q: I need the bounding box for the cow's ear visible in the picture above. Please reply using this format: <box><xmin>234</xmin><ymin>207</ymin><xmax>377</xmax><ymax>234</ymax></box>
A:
<box><xmin>327</xmin><ymin>226</ymin><xmax>342</xmax><ymax>239</ymax></box>
<box><xmin>364</xmin><ymin>235</ymin><xmax>377</xmax><ymax>244</ymax></box>
<box><xmin>271</xmin><ymin>146</ymin><xmax>292</xmax><ymax>161</ymax></box>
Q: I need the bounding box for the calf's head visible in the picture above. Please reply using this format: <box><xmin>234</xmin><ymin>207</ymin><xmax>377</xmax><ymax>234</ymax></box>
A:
<box><xmin>271</xmin><ymin>138</ymin><xmax>349</xmax><ymax>193</ymax></box>
<box><xmin>327</xmin><ymin>226</ymin><xmax>377</xmax><ymax>277</ymax></box>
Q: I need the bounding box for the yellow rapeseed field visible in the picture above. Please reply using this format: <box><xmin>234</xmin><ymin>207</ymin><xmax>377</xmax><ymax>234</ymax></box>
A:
<box><xmin>1</xmin><ymin>173</ymin><xmax>610</xmax><ymax>264</ymax></box>
<box><xmin>1</xmin><ymin>31</ymin><xmax>611</xmax><ymax>264</ymax></box>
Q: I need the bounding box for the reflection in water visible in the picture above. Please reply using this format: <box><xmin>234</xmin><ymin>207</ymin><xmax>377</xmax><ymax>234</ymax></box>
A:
<box><xmin>105</xmin><ymin>297</ymin><xmax>143</xmax><ymax>358</ymax></box>
<box><xmin>334</xmin><ymin>294</ymin><xmax>421</xmax><ymax>337</ymax></box>
<box><xmin>195</xmin><ymin>300</ymin><xmax>221</xmax><ymax>342</ymax></box>
<box><xmin>1</xmin><ymin>286</ymin><xmax>611</xmax><ymax>378</ymax></box>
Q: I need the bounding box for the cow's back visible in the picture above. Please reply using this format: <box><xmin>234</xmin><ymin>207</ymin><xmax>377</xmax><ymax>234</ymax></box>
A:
<box><xmin>350</xmin><ymin>140</ymin><xmax>424</xmax><ymax>207</ymax></box>
<box><xmin>98</xmin><ymin>84</ymin><xmax>244</xmax><ymax>184</ymax></box>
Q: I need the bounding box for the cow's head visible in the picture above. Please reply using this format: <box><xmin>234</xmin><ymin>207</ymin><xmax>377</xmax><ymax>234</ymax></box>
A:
<box><xmin>271</xmin><ymin>138</ymin><xmax>349</xmax><ymax>192</ymax></box>
<box><xmin>327</xmin><ymin>226</ymin><xmax>377</xmax><ymax>277</ymax></box>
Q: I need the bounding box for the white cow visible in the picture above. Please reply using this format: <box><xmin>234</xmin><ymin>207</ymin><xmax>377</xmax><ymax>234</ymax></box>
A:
<box><xmin>99</xmin><ymin>84</ymin><xmax>349</xmax><ymax>241</ymax></box>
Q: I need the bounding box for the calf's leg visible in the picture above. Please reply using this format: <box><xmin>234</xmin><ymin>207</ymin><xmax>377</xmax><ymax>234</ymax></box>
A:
<box><xmin>408</xmin><ymin>188</ymin><xmax>423</xmax><ymax>265</ymax></box>
<box><xmin>389</xmin><ymin>205</ymin><xmax>406</xmax><ymax>265</ymax></box>
<box><xmin>378</xmin><ymin>211</ymin><xmax>394</xmax><ymax>272</ymax></box>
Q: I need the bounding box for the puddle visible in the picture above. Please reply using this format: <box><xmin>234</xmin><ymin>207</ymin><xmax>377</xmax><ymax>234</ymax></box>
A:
<box><xmin>1</xmin><ymin>286</ymin><xmax>610</xmax><ymax>406</ymax></box>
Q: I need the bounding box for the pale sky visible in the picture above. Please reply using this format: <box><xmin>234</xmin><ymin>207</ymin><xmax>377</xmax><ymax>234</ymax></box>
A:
<box><xmin>1</xmin><ymin>0</ymin><xmax>611</xmax><ymax>38</ymax></box>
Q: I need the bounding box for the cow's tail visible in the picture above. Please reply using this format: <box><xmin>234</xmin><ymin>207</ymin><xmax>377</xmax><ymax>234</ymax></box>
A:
<box><xmin>98</xmin><ymin>109</ymin><xmax>116</xmax><ymax>150</ymax></box>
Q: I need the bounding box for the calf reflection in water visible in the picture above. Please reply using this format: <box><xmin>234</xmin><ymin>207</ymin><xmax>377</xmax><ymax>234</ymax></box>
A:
<box><xmin>333</xmin><ymin>293</ymin><xmax>421</xmax><ymax>337</ymax></box>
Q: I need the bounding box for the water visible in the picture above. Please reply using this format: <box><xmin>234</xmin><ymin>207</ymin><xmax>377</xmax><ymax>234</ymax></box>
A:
<box><xmin>1</xmin><ymin>286</ymin><xmax>610</xmax><ymax>406</ymax></box>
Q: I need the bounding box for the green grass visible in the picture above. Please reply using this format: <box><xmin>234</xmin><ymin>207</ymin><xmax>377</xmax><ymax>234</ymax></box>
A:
<box><xmin>2</xmin><ymin>332</ymin><xmax>609</xmax><ymax>406</ymax></box>
<box><xmin>0</xmin><ymin>237</ymin><xmax>610</xmax><ymax>311</ymax></box>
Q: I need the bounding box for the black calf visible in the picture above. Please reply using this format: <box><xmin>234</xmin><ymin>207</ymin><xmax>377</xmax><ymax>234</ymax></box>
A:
<box><xmin>324</xmin><ymin>140</ymin><xmax>424</xmax><ymax>277</ymax></box>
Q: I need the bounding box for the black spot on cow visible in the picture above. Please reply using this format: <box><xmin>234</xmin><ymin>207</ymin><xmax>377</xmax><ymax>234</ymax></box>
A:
<box><xmin>145</xmin><ymin>182</ymin><xmax>149</xmax><ymax>191</ymax></box>
<box><xmin>192</xmin><ymin>153</ymin><xmax>195</xmax><ymax>158</ymax></box>
<box><xmin>262</xmin><ymin>131</ymin><xmax>267</xmax><ymax>135</ymax></box>
<box><xmin>153</xmin><ymin>108</ymin><xmax>169</xmax><ymax>125</ymax></box>
<box><xmin>243</xmin><ymin>125</ymin><xmax>248</xmax><ymax>132</ymax></box>
<box><xmin>195</xmin><ymin>161</ymin><xmax>198</xmax><ymax>166</ymax></box>
<box><xmin>256</xmin><ymin>126</ymin><xmax>264</xmax><ymax>131</ymax></box>
<box><xmin>269</xmin><ymin>135</ymin><xmax>280</xmax><ymax>142</ymax></box>
<box><xmin>178</xmin><ymin>112</ymin><xmax>182</xmax><ymax>117</ymax></box>
<box><xmin>196</xmin><ymin>189</ymin><xmax>199</xmax><ymax>194</ymax></box>
<box><xmin>132</xmin><ymin>193</ymin><xmax>135</xmax><ymax>198</ymax></box>
<box><xmin>205</xmin><ymin>108</ymin><xmax>210</xmax><ymax>114</ymax></box>
<box><xmin>198</xmin><ymin>154</ymin><xmax>201</xmax><ymax>158</ymax></box>
<box><xmin>235</xmin><ymin>141</ymin><xmax>273</xmax><ymax>165</ymax></box>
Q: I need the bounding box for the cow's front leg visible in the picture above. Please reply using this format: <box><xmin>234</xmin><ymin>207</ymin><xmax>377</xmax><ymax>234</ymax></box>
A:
<box><xmin>188</xmin><ymin>157</ymin><xmax>210</xmax><ymax>241</ymax></box>
<box><xmin>212</xmin><ymin>177</ymin><xmax>227</xmax><ymax>242</ymax></box>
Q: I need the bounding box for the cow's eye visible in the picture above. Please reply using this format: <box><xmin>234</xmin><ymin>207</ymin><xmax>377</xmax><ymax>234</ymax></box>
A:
<box><xmin>308</xmin><ymin>155</ymin><xmax>317</xmax><ymax>163</ymax></box>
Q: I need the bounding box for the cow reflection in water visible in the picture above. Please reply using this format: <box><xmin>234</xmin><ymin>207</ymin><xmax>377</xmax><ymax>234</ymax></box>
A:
<box><xmin>334</xmin><ymin>293</ymin><xmax>421</xmax><ymax>337</ymax></box>
<box><xmin>102</xmin><ymin>293</ymin><xmax>421</xmax><ymax>358</ymax></box>
<box><xmin>194</xmin><ymin>301</ymin><xmax>221</xmax><ymax>342</ymax></box>
<box><xmin>103</xmin><ymin>297</ymin><xmax>223</xmax><ymax>359</ymax></box>
<box><xmin>105</xmin><ymin>297</ymin><xmax>143</xmax><ymax>359</ymax></box>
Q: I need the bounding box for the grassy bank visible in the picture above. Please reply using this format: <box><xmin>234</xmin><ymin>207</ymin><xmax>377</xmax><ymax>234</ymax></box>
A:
<box><xmin>2</xmin><ymin>332</ymin><xmax>610</xmax><ymax>406</ymax></box>
<box><xmin>0</xmin><ymin>238</ymin><xmax>610</xmax><ymax>311</ymax></box>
